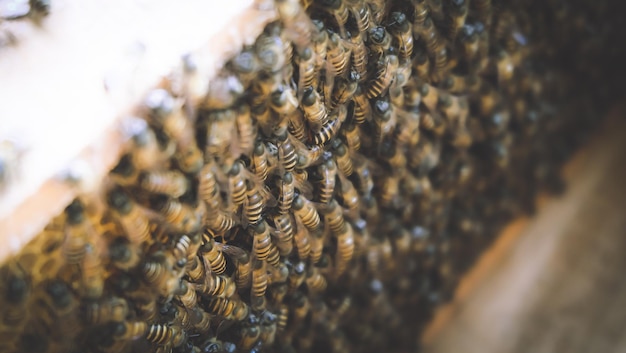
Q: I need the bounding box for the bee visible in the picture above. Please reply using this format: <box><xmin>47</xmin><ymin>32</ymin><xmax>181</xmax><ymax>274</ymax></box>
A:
<box><xmin>292</xmin><ymin>194</ymin><xmax>321</xmax><ymax>231</ymax></box>
<box><xmin>84</xmin><ymin>296</ymin><xmax>129</xmax><ymax>325</ymax></box>
<box><xmin>205</xmin><ymin>297</ymin><xmax>249</xmax><ymax>321</ymax></box>
<box><xmin>371</xmin><ymin>98</ymin><xmax>397</xmax><ymax>148</ymax></box>
<box><xmin>200</xmin><ymin>231</ymin><xmax>227</xmax><ymax>275</ymax></box>
<box><xmin>438</xmin><ymin>94</ymin><xmax>462</xmax><ymax>120</ymax></box>
<box><xmin>251</xmin><ymin>141</ymin><xmax>277</xmax><ymax>182</ymax></box>
<box><xmin>198</xmin><ymin>162</ymin><xmax>222</xmax><ymax>209</ymax></box>
<box><xmin>309</xmin><ymin>227</ymin><xmax>325</xmax><ymax>264</ymax></box>
<box><xmin>255</xmin><ymin>23</ymin><xmax>288</xmax><ymax>75</ymax></box>
<box><xmin>239</xmin><ymin>314</ymin><xmax>261</xmax><ymax>349</ymax></box>
<box><xmin>314</xmin><ymin>158</ymin><xmax>337</xmax><ymax>204</ymax></box>
<box><xmin>419</xmin><ymin>83</ymin><xmax>439</xmax><ymax>111</ymax></box>
<box><xmin>81</xmin><ymin>242</ymin><xmax>105</xmax><ymax>299</ymax></box>
<box><xmin>277</xmin><ymin>131</ymin><xmax>298</xmax><ymax>173</ymax></box>
<box><xmin>341</xmin><ymin>122</ymin><xmax>362</xmax><ymax>154</ymax></box>
<box><xmin>275</xmin><ymin>0</ymin><xmax>315</xmax><ymax>52</ymax></box>
<box><xmin>205</xmin><ymin>210</ymin><xmax>237</xmax><ymax>234</ymax></box>
<box><xmin>322</xmin><ymin>199</ymin><xmax>345</xmax><ymax>235</ymax></box>
<box><xmin>412</xmin><ymin>0</ymin><xmax>429</xmax><ymax>25</ymax></box>
<box><xmin>109</xmin><ymin>154</ymin><xmax>139</xmax><ymax>187</ymax></box>
<box><xmin>326</xmin><ymin>31</ymin><xmax>351</xmax><ymax>82</ymax></box>
<box><xmin>1</xmin><ymin>262</ymin><xmax>30</xmax><ymax>328</ymax></box>
<box><xmin>291</xmin><ymin>291</ymin><xmax>311</xmax><ymax>324</ymax></box>
<box><xmin>346</xmin><ymin>0</ymin><xmax>371</xmax><ymax>33</ymax></box>
<box><xmin>336</xmin><ymin>172</ymin><xmax>360</xmax><ymax>217</ymax></box>
<box><xmin>177</xmin><ymin>280</ymin><xmax>198</xmax><ymax>308</ymax></box>
<box><xmin>287</xmin><ymin>261</ymin><xmax>306</xmax><ymax>294</ymax></box>
<box><xmin>496</xmin><ymin>49</ymin><xmax>515</xmax><ymax>84</ymax></box>
<box><xmin>295</xmin><ymin>47</ymin><xmax>318</xmax><ymax>96</ymax></box>
<box><xmin>43</xmin><ymin>279</ymin><xmax>77</xmax><ymax>317</ymax></box>
<box><xmin>352</xmin><ymin>155</ymin><xmax>374</xmax><ymax>196</ymax></box>
<box><xmin>188</xmin><ymin>305</ymin><xmax>211</xmax><ymax>333</ymax></box>
<box><xmin>367</xmin><ymin>26</ymin><xmax>392</xmax><ymax>59</ymax></box>
<box><xmin>472</xmin><ymin>0</ymin><xmax>492</xmax><ymax>26</ymax></box>
<box><xmin>205</xmin><ymin>108</ymin><xmax>238</xmax><ymax>161</ymax></box>
<box><xmin>251</xmin><ymin>221</ymin><xmax>281</xmax><ymax>267</ymax></box>
<box><xmin>288</xmin><ymin>108</ymin><xmax>307</xmax><ymax>142</ymax></box>
<box><xmin>395</xmin><ymin>109</ymin><xmax>420</xmax><ymax>148</ymax></box>
<box><xmin>150</xmin><ymin>195</ymin><xmax>202</xmax><ymax>233</ymax></box>
<box><xmin>142</xmin><ymin>251</ymin><xmax>184</xmax><ymax>297</ymax></box>
<box><xmin>276</xmin><ymin>305</ymin><xmax>289</xmax><ymax>333</ymax></box>
<box><xmin>273</xmin><ymin>213</ymin><xmax>295</xmax><ymax>256</ymax></box>
<box><xmin>201</xmin><ymin>73</ymin><xmax>245</xmax><ymax>110</ymax></box>
<box><xmin>227</xmin><ymin>46</ymin><xmax>260</xmax><ymax>89</ymax></box>
<box><xmin>226</xmin><ymin>160</ymin><xmax>249</xmax><ymax>210</ymax></box>
<box><xmin>270</xmin><ymin>85</ymin><xmax>299</xmax><ymax>118</ymax></box>
<box><xmin>251</xmin><ymin>259</ymin><xmax>268</xmax><ymax>310</ymax></box>
<box><xmin>367</xmin><ymin>0</ymin><xmax>386</xmax><ymax>24</ymax></box>
<box><xmin>62</xmin><ymin>199</ymin><xmax>94</xmax><ymax>264</ymax></box>
<box><xmin>107</xmin><ymin>189</ymin><xmax>152</xmax><ymax>246</ymax></box>
<box><xmin>293</xmin><ymin>216</ymin><xmax>312</xmax><ymax>261</ymax></box>
<box><xmin>332</xmin><ymin>141</ymin><xmax>353</xmax><ymax>177</ymax></box>
<box><xmin>305</xmin><ymin>266</ymin><xmax>327</xmax><ymax>293</ymax></box>
<box><xmin>195</xmin><ymin>267</ymin><xmax>236</xmax><ymax>298</ymax></box>
<box><xmin>139</xmin><ymin>170</ymin><xmax>188</xmax><ymax>198</ymax></box>
<box><xmin>413</xmin><ymin>48</ymin><xmax>431</xmax><ymax>79</ymax></box>
<box><xmin>173</xmin><ymin>233</ymin><xmax>202</xmax><ymax>273</ymax></box>
<box><xmin>312</xmin><ymin>106</ymin><xmax>345</xmax><ymax>146</ymax></box>
<box><xmin>329</xmin><ymin>69</ymin><xmax>359</xmax><ymax>111</ymax></box>
<box><xmin>311</xmin><ymin>19</ymin><xmax>328</xmax><ymax>73</ymax></box>
<box><xmin>222</xmin><ymin>245</ymin><xmax>252</xmax><ymax>288</ymax></box>
<box><xmin>176</xmin><ymin>142</ymin><xmax>205</xmax><ymax>175</ymax></box>
<box><xmin>236</xmin><ymin>104</ymin><xmax>256</xmax><ymax>156</ymax></box>
<box><xmin>366</xmin><ymin>54</ymin><xmax>398</xmax><ymax>99</ymax></box>
<box><xmin>260</xmin><ymin>311</ymin><xmax>278</xmax><ymax>345</ymax></box>
<box><xmin>121</xmin><ymin>118</ymin><xmax>168</xmax><ymax>171</ymax></box>
<box><xmin>316</xmin><ymin>0</ymin><xmax>349</xmax><ymax>37</ymax></box>
<box><xmin>427</xmin><ymin>0</ymin><xmax>444</xmax><ymax>22</ymax></box>
<box><xmin>301</xmin><ymin>87</ymin><xmax>328</xmax><ymax>130</ymax></box>
<box><xmin>448</xmin><ymin>0</ymin><xmax>468</xmax><ymax>40</ymax></box>
<box><xmin>388</xmin><ymin>12</ymin><xmax>414</xmax><ymax>60</ymax></box>
<box><xmin>334</xmin><ymin>222</ymin><xmax>355</xmax><ymax>276</ymax></box>
<box><xmin>244</xmin><ymin>180</ymin><xmax>267</xmax><ymax>226</ymax></box>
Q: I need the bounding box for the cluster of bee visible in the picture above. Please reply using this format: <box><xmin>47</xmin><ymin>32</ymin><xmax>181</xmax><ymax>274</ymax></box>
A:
<box><xmin>1</xmin><ymin>0</ymin><xmax>624</xmax><ymax>352</ymax></box>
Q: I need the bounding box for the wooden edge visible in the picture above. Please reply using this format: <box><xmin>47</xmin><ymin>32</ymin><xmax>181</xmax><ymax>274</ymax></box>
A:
<box><xmin>0</xmin><ymin>0</ymin><xmax>277</xmax><ymax>263</ymax></box>
<box><xmin>421</xmin><ymin>104</ymin><xmax>626</xmax><ymax>348</ymax></box>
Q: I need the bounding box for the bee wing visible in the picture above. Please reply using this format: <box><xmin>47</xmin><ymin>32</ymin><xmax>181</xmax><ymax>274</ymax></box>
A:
<box><xmin>221</xmin><ymin>244</ymin><xmax>249</xmax><ymax>263</ymax></box>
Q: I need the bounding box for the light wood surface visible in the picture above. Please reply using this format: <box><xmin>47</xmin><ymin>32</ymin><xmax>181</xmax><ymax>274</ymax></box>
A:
<box><xmin>0</xmin><ymin>0</ymin><xmax>277</xmax><ymax>263</ymax></box>
<box><xmin>423</xmin><ymin>106</ymin><xmax>626</xmax><ymax>352</ymax></box>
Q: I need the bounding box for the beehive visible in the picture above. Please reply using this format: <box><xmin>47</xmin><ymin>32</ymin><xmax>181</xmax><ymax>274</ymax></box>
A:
<box><xmin>0</xmin><ymin>1</ymin><xmax>624</xmax><ymax>353</ymax></box>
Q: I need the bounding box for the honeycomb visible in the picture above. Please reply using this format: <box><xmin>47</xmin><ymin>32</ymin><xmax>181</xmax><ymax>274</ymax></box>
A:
<box><xmin>0</xmin><ymin>0</ymin><xmax>624</xmax><ymax>353</ymax></box>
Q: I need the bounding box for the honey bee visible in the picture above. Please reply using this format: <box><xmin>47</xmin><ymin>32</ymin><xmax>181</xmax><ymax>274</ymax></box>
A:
<box><xmin>366</xmin><ymin>26</ymin><xmax>392</xmax><ymax>59</ymax></box>
<box><xmin>341</xmin><ymin>122</ymin><xmax>362</xmax><ymax>154</ymax></box>
<box><xmin>329</xmin><ymin>69</ymin><xmax>359</xmax><ymax>111</ymax></box>
<box><xmin>472</xmin><ymin>0</ymin><xmax>493</xmax><ymax>26</ymax></box>
<box><xmin>43</xmin><ymin>279</ymin><xmax>77</xmax><ymax>316</ymax></box>
<box><xmin>496</xmin><ymin>49</ymin><xmax>515</xmax><ymax>85</ymax></box>
<box><xmin>205</xmin><ymin>297</ymin><xmax>249</xmax><ymax>321</ymax></box>
<box><xmin>222</xmin><ymin>245</ymin><xmax>252</xmax><ymax>288</ymax></box>
<box><xmin>346</xmin><ymin>0</ymin><xmax>371</xmax><ymax>33</ymax></box>
<box><xmin>295</xmin><ymin>47</ymin><xmax>318</xmax><ymax>96</ymax></box>
<box><xmin>291</xmin><ymin>291</ymin><xmax>311</xmax><ymax>324</ymax></box>
<box><xmin>419</xmin><ymin>82</ymin><xmax>439</xmax><ymax>111</ymax></box>
<box><xmin>388</xmin><ymin>12</ymin><xmax>414</xmax><ymax>60</ymax></box>
<box><xmin>309</xmin><ymin>227</ymin><xmax>325</xmax><ymax>265</ymax></box>
<box><xmin>334</xmin><ymin>223</ymin><xmax>355</xmax><ymax>276</ymax></box>
<box><xmin>227</xmin><ymin>46</ymin><xmax>260</xmax><ymax>89</ymax></box>
<box><xmin>412</xmin><ymin>0</ymin><xmax>429</xmax><ymax>25</ymax></box>
<box><xmin>200</xmin><ymin>232</ymin><xmax>227</xmax><ymax>275</ymax></box>
<box><xmin>205</xmin><ymin>108</ymin><xmax>238</xmax><ymax>161</ymax></box>
<box><xmin>270</xmin><ymin>85</ymin><xmax>299</xmax><ymax>118</ymax></box>
<box><xmin>292</xmin><ymin>216</ymin><xmax>312</xmax><ymax>261</ymax></box>
<box><xmin>413</xmin><ymin>48</ymin><xmax>431</xmax><ymax>79</ymax></box>
<box><xmin>371</xmin><ymin>98</ymin><xmax>397</xmax><ymax>149</ymax></box>
<box><xmin>447</xmin><ymin>0</ymin><xmax>468</xmax><ymax>39</ymax></box>
<box><xmin>292</xmin><ymin>194</ymin><xmax>321</xmax><ymax>231</ymax></box>
<box><xmin>311</xmin><ymin>19</ymin><xmax>328</xmax><ymax>73</ymax></box>
<box><xmin>176</xmin><ymin>142</ymin><xmax>205</xmax><ymax>175</ymax></box>
<box><xmin>305</xmin><ymin>266</ymin><xmax>327</xmax><ymax>293</ymax></box>
<box><xmin>239</xmin><ymin>314</ymin><xmax>261</xmax><ymax>349</ymax></box>
<box><xmin>352</xmin><ymin>154</ymin><xmax>374</xmax><ymax>197</ymax></box>
<box><xmin>260</xmin><ymin>311</ymin><xmax>278</xmax><ymax>345</ymax></box>
<box><xmin>301</xmin><ymin>87</ymin><xmax>328</xmax><ymax>130</ymax></box>
<box><xmin>226</xmin><ymin>160</ymin><xmax>249</xmax><ymax>211</ymax></box>
<box><xmin>62</xmin><ymin>199</ymin><xmax>94</xmax><ymax>264</ymax></box>
<box><xmin>107</xmin><ymin>189</ymin><xmax>152</xmax><ymax>248</ymax></box>
<box><xmin>312</xmin><ymin>105</ymin><xmax>345</xmax><ymax>146</ymax></box>
<box><xmin>109</xmin><ymin>154</ymin><xmax>139</xmax><ymax>187</ymax></box>
<box><xmin>251</xmin><ymin>259</ymin><xmax>268</xmax><ymax>311</ymax></box>
<box><xmin>438</xmin><ymin>94</ymin><xmax>462</xmax><ymax>120</ymax></box>
<box><xmin>322</xmin><ymin>199</ymin><xmax>345</xmax><ymax>235</ymax></box>
<box><xmin>81</xmin><ymin>242</ymin><xmax>105</xmax><ymax>299</ymax></box>
<box><xmin>277</xmin><ymin>131</ymin><xmax>298</xmax><ymax>173</ymax></box>
<box><xmin>1</xmin><ymin>262</ymin><xmax>30</xmax><ymax>328</ymax></box>
<box><xmin>255</xmin><ymin>23</ymin><xmax>288</xmax><ymax>75</ymax></box>
<box><xmin>243</xmin><ymin>180</ymin><xmax>269</xmax><ymax>226</ymax></box>
<box><xmin>139</xmin><ymin>170</ymin><xmax>189</xmax><ymax>198</ymax></box>
<box><xmin>366</xmin><ymin>54</ymin><xmax>398</xmax><ymax>99</ymax></box>
<box><xmin>316</xmin><ymin>0</ymin><xmax>349</xmax><ymax>37</ymax></box>
<box><xmin>176</xmin><ymin>280</ymin><xmax>198</xmax><ymax>308</ymax></box>
<box><xmin>332</xmin><ymin>141</ymin><xmax>353</xmax><ymax>177</ymax></box>
<box><xmin>276</xmin><ymin>305</ymin><xmax>289</xmax><ymax>333</ymax></box>
<box><xmin>326</xmin><ymin>31</ymin><xmax>352</xmax><ymax>82</ymax></box>
<box><xmin>142</xmin><ymin>251</ymin><xmax>184</xmax><ymax>297</ymax></box>
<box><xmin>84</xmin><ymin>296</ymin><xmax>129</xmax><ymax>325</ymax></box>
<box><xmin>314</xmin><ymin>158</ymin><xmax>337</xmax><ymax>204</ymax></box>
<box><xmin>275</xmin><ymin>0</ymin><xmax>315</xmax><ymax>52</ymax></box>
<box><xmin>251</xmin><ymin>221</ymin><xmax>281</xmax><ymax>267</ymax></box>
<box><xmin>195</xmin><ymin>265</ymin><xmax>236</xmax><ymax>298</ymax></box>
<box><xmin>150</xmin><ymin>195</ymin><xmax>202</xmax><ymax>233</ymax></box>
<box><xmin>201</xmin><ymin>73</ymin><xmax>245</xmax><ymax>110</ymax></box>
<box><xmin>346</xmin><ymin>31</ymin><xmax>368</xmax><ymax>82</ymax></box>
<box><xmin>188</xmin><ymin>305</ymin><xmax>211</xmax><ymax>333</ymax></box>
<box><xmin>236</xmin><ymin>104</ymin><xmax>256</xmax><ymax>156</ymax></box>
<box><xmin>336</xmin><ymin>172</ymin><xmax>360</xmax><ymax>218</ymax></box>
<box><xmin>273</xmin><ymin>213</ymin><xmax>295</xmax><ymax>256</ymax></box>
<box><xmin>251</xmin><ymin>141</ymin><xmax>277</xmax><ymax>182</ymax></box>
